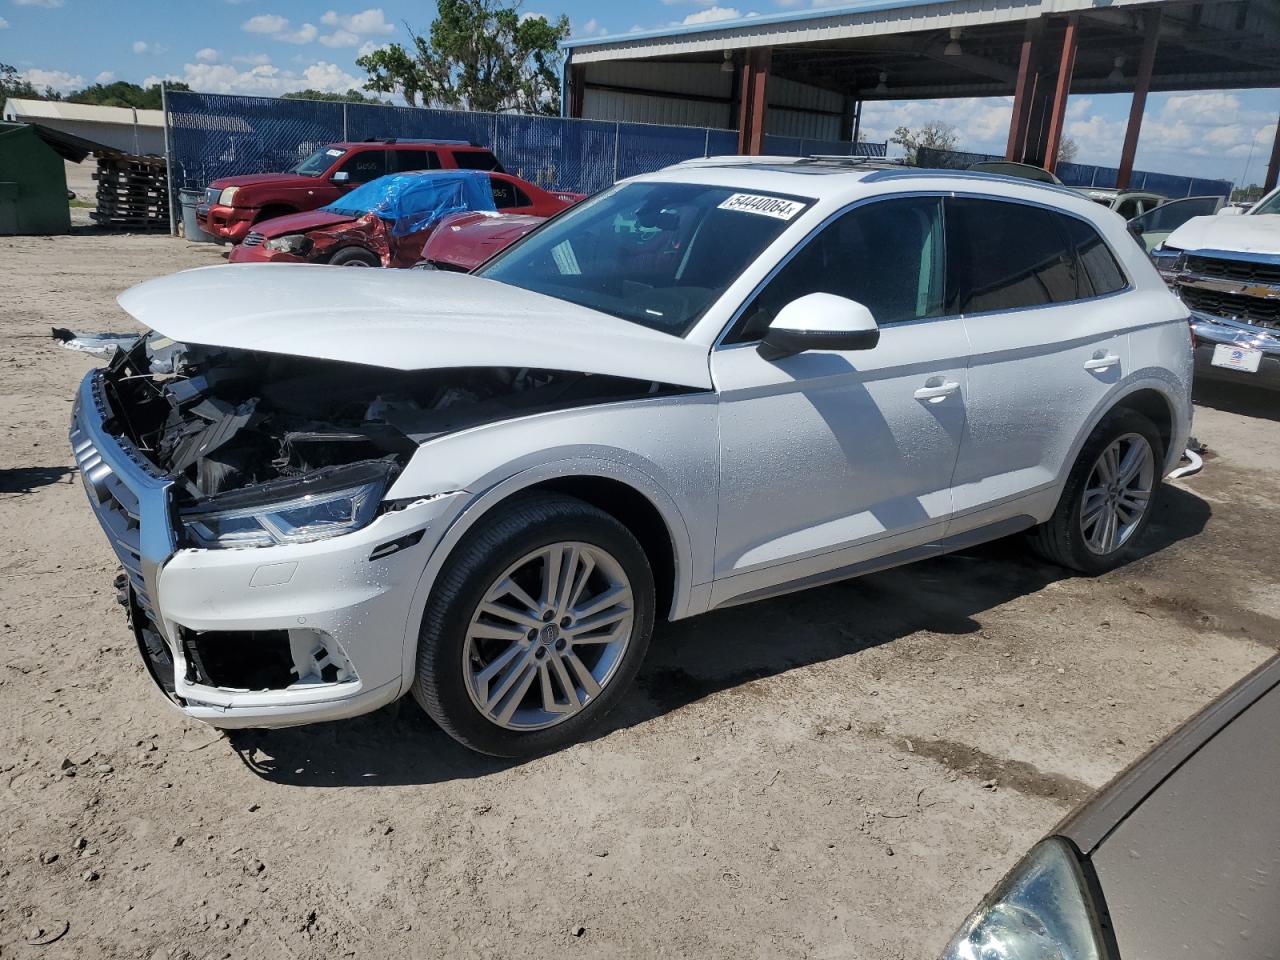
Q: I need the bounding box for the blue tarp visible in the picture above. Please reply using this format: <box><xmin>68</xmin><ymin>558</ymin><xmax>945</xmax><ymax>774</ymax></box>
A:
<box><xmin>321</xmin><ymin>169</ymin><xmax>496</xmax><ymax>237</ymax></box>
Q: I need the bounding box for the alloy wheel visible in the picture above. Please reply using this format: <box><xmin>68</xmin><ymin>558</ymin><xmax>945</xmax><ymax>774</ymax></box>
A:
<box><xmin>1079</xmin><ymin>432</ymin><xmax>1155</xmax><ymax>555</ymax></box>
<box><xmin>463</xmin><ymin>542</ymin><xmax>634</xmax><ymax>731</ymax></box>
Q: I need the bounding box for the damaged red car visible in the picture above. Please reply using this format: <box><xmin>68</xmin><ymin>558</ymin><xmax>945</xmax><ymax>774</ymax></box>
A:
<box><xmin>415</xmin><ymin>211</ymin><xmax>546</xmax><ymax>272</ymax></box>
<box><xmin>229</xmin><ymin>170</ymin><xmax>581</xmax><ymax>269</ymax></box>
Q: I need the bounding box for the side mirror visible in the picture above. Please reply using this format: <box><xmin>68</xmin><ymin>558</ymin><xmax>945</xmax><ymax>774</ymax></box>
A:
<box><xmin>758</xmin><ymin>293</ymin><xmax>880</xmax><ymax>360</ymax></box>
<box><xmin>332</xmin><ymin>171</ymin><xmax>350</xmax><ymax>183</ymax></box>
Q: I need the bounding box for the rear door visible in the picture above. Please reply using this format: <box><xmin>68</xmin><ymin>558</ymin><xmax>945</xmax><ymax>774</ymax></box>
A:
<box><xmin>946</xmin><ymin>196</ymin><xmax>1132</xmax><ymax>537</ymax></box>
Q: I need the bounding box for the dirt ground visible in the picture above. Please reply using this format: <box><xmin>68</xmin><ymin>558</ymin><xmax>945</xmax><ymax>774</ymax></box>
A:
<box><xmin>2</xmin><ymin>227</ymin><xmax>1276</xmax><ymax>960</ymax></box>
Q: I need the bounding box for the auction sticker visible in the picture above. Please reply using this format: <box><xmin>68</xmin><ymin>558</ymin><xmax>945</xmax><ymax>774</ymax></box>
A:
<box><xmin>718</xmin><ymin>193</ymin><xmax>805</xmax><ymax>220</ymax></box>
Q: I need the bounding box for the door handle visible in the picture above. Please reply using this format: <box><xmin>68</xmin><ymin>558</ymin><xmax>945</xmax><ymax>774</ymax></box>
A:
<box><xmin>1084</xmin><ymin>352</ymin><xmax>1120</xmax><ymax>372</ymax></box>
<box><xmin>914</xmin><ymin>380</ymin><xmax>960</xmax><ymax>402</ymax></box>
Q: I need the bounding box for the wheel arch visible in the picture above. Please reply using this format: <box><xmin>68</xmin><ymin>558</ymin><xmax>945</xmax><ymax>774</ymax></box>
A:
<box><xmin>395</xmin><ymin>459</ymin><xmax>697</xmax><ymax>698</ymax></box>
<box><xmin>1063</xmin><ymin>373</ymin><xmax>1188</xmax><ymax>491</ymax></box>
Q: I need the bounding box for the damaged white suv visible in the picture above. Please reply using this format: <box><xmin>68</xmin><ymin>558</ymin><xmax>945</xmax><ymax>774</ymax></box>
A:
<box><xmin>72</xmin><ymin>160</ymin><xmax>1192</xmax><ymax>757</ymax></box>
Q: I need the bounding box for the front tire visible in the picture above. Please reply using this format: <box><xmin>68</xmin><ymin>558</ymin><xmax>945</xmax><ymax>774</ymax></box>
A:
<box><xmin>329</xmin><ymin>246</ymin><xmax>380</xmax><ymax>267</ymax></box>
<box><xmin>1028</xmin><ymin>408</ymin><xmax>1164</xmax><ymax>574</ymax></box>
<box><xmin>413</xmin><ymin>493</ymin><xmax>655</xmax><ymax>758</ymax></box>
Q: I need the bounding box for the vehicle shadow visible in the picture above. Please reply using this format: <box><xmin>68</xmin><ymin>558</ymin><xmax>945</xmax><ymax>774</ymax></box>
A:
<box><xmin>0</xmin><ymin>465</ymin><xmax>74</xmax><ymax>495</ymax></box>
<box><xmin>230</xmin><ymin>485</ymin><xmax>1209</xmax><ymax>788</ymax></box>
<box><xmin>1194</xmin><ymin>380</ymin><xmax>1280</xmax><ymax>422</ymax></box>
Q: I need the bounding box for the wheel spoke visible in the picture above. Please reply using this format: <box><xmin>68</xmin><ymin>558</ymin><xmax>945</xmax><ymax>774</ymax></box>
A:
<box><xmin>495</xmin><ymin>661</ymin><xmax>539</xmax><ymax>726</ymax></box>
<box><xmin>468</xmin><ymin>621</ymin><xmax>529</xmax><ymax>643</ymax></box>
<box><xmin>568</xmin><ymin>604</ymin><xmax>630</xmax><ymax>638</ymax></box>
<box><xmin>1117</xmin><ymin>441</ymin><xmax>1146</xmax><ymax>485</ymax></box>
<box><xmin>572</xmin><ymin>582</ymin><xmax>630</xmax><ymax>621</ymax></box>
<box><xmin>540</xmin><ymin>546</ymin><xmax>564</xmax><ymax>612</ymax></box>
<box><xmin>474</xmin><ymin>642</ymin><xmax>524</xmax><ymax>686</ymax></box>
<box><xmin>485</xmin><ymin>647</ymin><xmax>538</xmax><ymax>715</ymax></box>
<box><xmin>562</xmin><ymin>650</ymin><xmax>602</xmax><ymax>699</ymax></box>
<box><xmin>548</xmin><ymin>653</ymin><xmax>583</xmax><ymax>712</ymax></box>
<box><xmin>552</xmin><ymin>545</ymin><xmax>581</xmax><ymax>613</ymax></box>
<box><xmin>490</xmin><ymin>575</ymin><xmax>541</xmax><ymax>618</ymax></box>
<box><xmin>479</xmin><ymin>601</ymin><xmax>542</xmax><ymax>631</ymax></box>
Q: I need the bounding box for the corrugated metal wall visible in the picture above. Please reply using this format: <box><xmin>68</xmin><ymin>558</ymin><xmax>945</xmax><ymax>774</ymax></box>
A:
<box><xmin>581</xmin><ymin>61</ymin><xmax>845</xmax><ymax>138</ymax></box>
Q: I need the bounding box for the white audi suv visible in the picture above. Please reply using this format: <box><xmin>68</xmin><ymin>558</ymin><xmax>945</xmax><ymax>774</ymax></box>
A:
<box><xmin>71</xmin><ymin>158</ymin><xmax>1192</xmax><ymax>756</ymax></box>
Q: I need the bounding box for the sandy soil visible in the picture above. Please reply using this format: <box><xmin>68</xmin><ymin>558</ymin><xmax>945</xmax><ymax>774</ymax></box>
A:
<box><xmin>2</xmin><ymin>230</ymin><xmax>1276</xmax><ymax>960</ymax></box>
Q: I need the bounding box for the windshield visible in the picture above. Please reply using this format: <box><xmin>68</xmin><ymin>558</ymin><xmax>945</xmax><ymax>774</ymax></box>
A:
<box><xmin>1253</xmin><ymin>189</ymin><xmax>1280</xmax><ymax>215</ymax></box>
<box><xmin>293</xmin><ymin>146</ymin><xmax>346</xmax><ymax>177</ymax></box>
<box><xmin>475</xmin><ymin>181</ymin><xmax>811</xmax><ymax>337</ymax></box>
<box><xmin>1130</xmin><ymin>196</ymin><xmax>1221</xmax><ymax>232</ymax></box>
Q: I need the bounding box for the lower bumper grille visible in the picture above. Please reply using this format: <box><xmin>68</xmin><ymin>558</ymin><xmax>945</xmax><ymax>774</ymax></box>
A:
<box><xmin>1180</xmin><ymin>285</ymin><xmax>1280</xmax><ymax>330</ymax></box>
<box><xmin>242</xmin><ymin>231</ymin><xmax>265</xmax><ymax>247</ymax></box>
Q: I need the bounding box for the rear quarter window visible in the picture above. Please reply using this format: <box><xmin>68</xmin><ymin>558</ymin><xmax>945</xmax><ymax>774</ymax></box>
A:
<box><xmin>1059</xmin><ymin>214</ymin><xmax>1128</xmax><ymax>297</ymax></box>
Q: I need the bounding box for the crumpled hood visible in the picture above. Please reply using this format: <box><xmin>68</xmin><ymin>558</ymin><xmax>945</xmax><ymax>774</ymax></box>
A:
<box><xmin>116</xmin><ymin>265</ymin><xmax>713</xmax><ymax>389</ymax></box>
<box><xmin>1164</xmin><ymin>213</ymin><xmax>1280</xmax><ymax>256</ymax></box>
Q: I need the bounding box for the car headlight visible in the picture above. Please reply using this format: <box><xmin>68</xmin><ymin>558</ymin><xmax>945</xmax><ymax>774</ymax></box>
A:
<box><xmin>217</xmin><ymin>186</ymin><xmax>240</xmax><ymax>206</ymax></box>
<box><xmin>264</xmin><ymin>233</ymin><xmax>314</xmax><ymax>256</ymax></box>
<box><xmin>940</xmin><ymin>839</ymin><xmax>1105</xmax><ymax>960</ymax></box>
<box><xmin>180</xmin><ymin>465</ymin><xmax>392</xmax><ymax>549</ymax></box>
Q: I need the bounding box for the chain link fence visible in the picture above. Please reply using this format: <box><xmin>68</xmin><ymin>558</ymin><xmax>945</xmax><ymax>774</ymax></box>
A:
<box><xmin>165</xmin><ymin>90</ymin><xmax>887</xmax><ymax>196</ymax></box>
<box><xmin>916</xmin><ymin>146</ymin><xmax>1232</xmax><ymax>199</ymax></box>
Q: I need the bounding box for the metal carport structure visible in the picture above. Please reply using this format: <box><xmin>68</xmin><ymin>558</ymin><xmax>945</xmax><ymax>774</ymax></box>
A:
<box><xmin>563</xmin><ymin>0</ymin><xmax>1280</xmax><ymax>189</ymax></box>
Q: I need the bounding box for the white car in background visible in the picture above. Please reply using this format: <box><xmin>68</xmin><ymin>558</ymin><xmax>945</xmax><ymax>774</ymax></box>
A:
<box><xmin>1155</xmin><ymin>184</ymin><xmax>1280</xmax><ymax>389</ymax></box>
<box><xmin>72</xmin><ymin>159</ymin><xmax>1192</xmax><ymax>757</ymax></box>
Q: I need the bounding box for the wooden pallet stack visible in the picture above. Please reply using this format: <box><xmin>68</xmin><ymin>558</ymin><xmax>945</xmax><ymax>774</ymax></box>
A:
<box><xmin>90</xmin><ymin>154</ymin><xmax>170</xmax><ymax>230</ymax></box>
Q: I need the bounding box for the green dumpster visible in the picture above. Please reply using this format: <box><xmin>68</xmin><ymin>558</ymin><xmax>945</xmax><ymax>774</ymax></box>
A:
<box><xmin>0</xmin><ymin>121</ymin><xmax>71</xmax><ymax>235</ymax></box>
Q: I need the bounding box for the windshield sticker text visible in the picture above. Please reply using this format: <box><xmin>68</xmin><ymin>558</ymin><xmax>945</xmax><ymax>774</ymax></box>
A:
<box><xmin>717</xmin><ymin>194</ymin><xmax>804</xmax><ymax>220</ymax></box>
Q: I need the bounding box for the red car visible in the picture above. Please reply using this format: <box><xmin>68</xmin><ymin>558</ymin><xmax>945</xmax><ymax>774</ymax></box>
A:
<box><xmin>228</xmin><ymin>169</ymin><xmax>580</xmax><ymax>268</ymax></box>
<box><xmin>197</xmin><ymin>138</ymin><xmax>504</xmax><ymax>244</ymax></box>
<box><xmin>416</xmin><ymin>211</ymin><xmax>546</xmax><ymax>272</ymax></box>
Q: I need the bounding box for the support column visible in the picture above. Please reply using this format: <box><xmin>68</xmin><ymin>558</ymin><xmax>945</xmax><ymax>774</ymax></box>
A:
<box><xmin>851</xmin><ymin>98</ymin><xmax>863</xmax><ymax>149</ymax></box>
<box><xmin>1117</xmin><ymin>9</ymin><xmax>1162</xmax><ymax>189</ymax></box>
<box><xmin>1043</xmin><ymin>15</ymin><xmax>1079</xmax><ymax>174</ymax></box>
<box><xmin>737</xmin><ymin>47</ymin><xmax>772</xmax><ymax>155</ymax></box>
<box><xmin>839</xmin><ymin>95</ymin><xmax>855</xmax><ymax>142</ymax></box>
<box><xmin>567</xmin><ymin>64</ymin><xmax>585</xmax><ymax>119</ymax></box>
<box><xmin>1264</xmin><ymin>113</ymin><xmax>1280</xmax><ymax>192</ymax></box>
<box><xmin>1006</xmin><ymin>18</ymin><xmax>1046</xmax><ymax>162</ymax></box>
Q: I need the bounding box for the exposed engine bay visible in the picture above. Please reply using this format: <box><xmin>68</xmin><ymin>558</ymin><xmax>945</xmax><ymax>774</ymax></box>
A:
<box><xmin>101</xmin><ymin>333</ymin><xmax>668</xmax><ymax>514</ymax></box>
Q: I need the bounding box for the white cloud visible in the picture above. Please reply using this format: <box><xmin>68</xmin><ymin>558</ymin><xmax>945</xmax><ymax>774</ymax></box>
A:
<box><xmin>357</xmin><ymin>40</ymin><xmax>388</xmax><ymax>57</ymax></box>
<box><xmin>132</xmin><ymin>40</ymin><xmax>149</xmax><ymax>53</ymax></box>
<box><xmin>195</xmin><ymin>47</ymin><xmax>220</xmax><ymax>63</ymax></box>
<box><xmin>94</xmin><ymin>70</ymin><xmax>115</xmax><ymax>84</ymax></box>
<box><xmin>150</xmin><ymin>59</ymin><xmax>363</xmax><ymax>98</ymax></box>
<box><xmin>682</xmin><ymin>6</ymin><xmax>741</xmax><ymax>24</ymax></box>
<box><xmin>242</xmin><ymin>14</ymin><xmax>287</xmax><ymax>34</ymax></box>
<box><xmin>242</xmin><ymin>14</ymin><xmax>318</xmax><ymax>44</ymax></box>
<box><xmin>319</xmin><ymin>29</ymin><xmax>360</xmax><ymax>48</ymax></box>
<box><xmin>320</xmin><ymin>8</ymin><xmax>394</xmax><ymax>35</ymax></box>
<box><xmin>233</xmin><ymin>52</ymin><xmax>272</xmax><ymax>65</ymax></box>
<box><xmin>20</xmin><ymin>67</ymin><xmax>84</xmax><ymax>93</ymax></box>
<box><xmin>0</xmin><ymin>17</ymin><xmax>9</xmax><ymax>28</ymax></box>
<box><xmin>14</xmin><ymin>0</ymin><xmax>64</xmax><ymax>7</ymax></box>
<box><xmin>575</xmin><ymin>17</ymin><xmax>608</xmax><ymax>37</ymax></box>
<box><xmin>861</xmin><ymin>97</ymin><xmax>1014</xmax><ymax>158</ymax></box>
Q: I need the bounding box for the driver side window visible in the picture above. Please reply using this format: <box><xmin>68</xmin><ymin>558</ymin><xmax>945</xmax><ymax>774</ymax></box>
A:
<box><xmin>726</xmin><ymin>195</ymin><xmax>945</xmax><ymax>344</ymax></box>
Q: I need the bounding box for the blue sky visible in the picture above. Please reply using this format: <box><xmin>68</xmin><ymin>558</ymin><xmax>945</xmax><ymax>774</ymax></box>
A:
<box><xmin>3</xmin><ymin>0</ymin><xmax>1276</xmax><ymax>185</ymax></box>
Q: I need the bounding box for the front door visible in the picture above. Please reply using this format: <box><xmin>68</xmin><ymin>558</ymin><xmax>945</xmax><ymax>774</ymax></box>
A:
<box><xmin>710</xmin><ymin>195</ymin><xmax>969</xmax><ymax>608</ymax></box>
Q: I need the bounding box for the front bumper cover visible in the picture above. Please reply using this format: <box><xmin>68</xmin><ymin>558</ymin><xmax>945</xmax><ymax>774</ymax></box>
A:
<box><xmin>71</xmin><ymin>369</ymin><xmax>459</xmax><ymax>728</ymax></box>
<box><xmin>1190</xmin><ymin>311</ymin><xmax>1280</xmax><ymax>390</ymax></box>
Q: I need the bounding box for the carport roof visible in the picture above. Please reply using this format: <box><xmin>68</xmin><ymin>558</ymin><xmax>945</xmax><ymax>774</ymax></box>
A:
<box><xmin>563</xmin><ymin>0</ymin><xmax>1280</xmax><ymax>100</ymax></box>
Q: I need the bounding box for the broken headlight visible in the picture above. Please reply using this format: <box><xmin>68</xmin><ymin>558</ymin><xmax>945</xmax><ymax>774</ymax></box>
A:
<box><xmin>939</xmin><ymin>838</ymin><xmax>1105</xmax><ymax>960</ymax></box>
<box><xmin>263</xmin><ymin>233</ymin><xmax>314</xmax><ymax>256</ymax></box>
<box><xmin>180</xmin><ymin>463</ymin><xmax>393</xmax><ymax>549</ymax></box>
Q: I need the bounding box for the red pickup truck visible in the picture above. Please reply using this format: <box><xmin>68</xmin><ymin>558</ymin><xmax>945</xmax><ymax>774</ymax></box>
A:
<box><xmin>197</xmin><ymin>138</ymin><xmax>504</xmax><ymax>243</ymax></box>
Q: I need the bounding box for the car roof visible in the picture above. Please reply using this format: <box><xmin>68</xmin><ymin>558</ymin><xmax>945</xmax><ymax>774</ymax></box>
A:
<box><xmin>330</xmin><ymin>139</ymin><xmax>488</xmax><ymax>149</ymax></box>
<box><xmin>647</xmin><ymin>156</ymin><xmax>1092</xmax><ymax>208</ymax></box>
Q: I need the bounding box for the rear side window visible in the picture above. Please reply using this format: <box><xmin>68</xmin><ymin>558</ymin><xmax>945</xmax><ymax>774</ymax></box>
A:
<box><xmin>1059</xmin><ymin>215</ymin><xmax>1127</xmax><ymax>297</ymax></box>
<box><xmin>337</xmin><ymin>150</ymin><xmax>387</xmax><ymax>183</ymax></box>
<box><xmin>391</xmin><ymin>149</ymin><xmax>441</xmax><ymax>172</ymax></box>
<box><xmin>491</xmin><ymin>177</ymin><xmax>531</xmax><ymax>209</ymax></box>
<box><xmin>453</xmin><ymin>150</ymin><xmax>502</xmax><ymax>172</ymax></box>
<box><xmin>945</xmin><ymin>197</ymin><xmax>1077</xmax><ymax>312</ymax></box>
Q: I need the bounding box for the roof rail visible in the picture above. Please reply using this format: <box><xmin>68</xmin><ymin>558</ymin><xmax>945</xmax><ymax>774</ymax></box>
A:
<box><xmin>360</xmin><ymin>137</ymin><xmax>472</xmax><ymax>146</ymax></box>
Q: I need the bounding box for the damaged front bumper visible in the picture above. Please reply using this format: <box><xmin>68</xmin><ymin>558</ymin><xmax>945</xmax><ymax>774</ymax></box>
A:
<box><xmin>71</xmin><ymin>369</ymin><xmax>458</xmax><ymax>728</ymax></box>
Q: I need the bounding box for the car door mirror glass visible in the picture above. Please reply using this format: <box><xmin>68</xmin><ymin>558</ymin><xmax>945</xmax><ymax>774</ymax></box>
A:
<box><xmin>758</xmin><ymin>293</ymin><xmax>880</xmax><ymax>360</ymax></box>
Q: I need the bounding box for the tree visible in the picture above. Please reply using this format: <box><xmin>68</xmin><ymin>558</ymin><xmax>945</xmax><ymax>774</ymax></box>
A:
<box><xmin>282</xmin><ymin>89</ymin><xmax>389</xmax><ymax>104</ymax></box>
<box><xmin>891</xmin><ymin>121</ymin><xmax>958</xmax><ymax>165</ymax></box>
<box><xmin>66</xmin><ymin>80</ymin><xmax>189</xmax><ymax>110</ymax></box>
<box><xmin>357</xmin><ymin>0</ymin><xmax>570</xmax><ymax>115</ymax></box>
<box><xmin>1057</xmin><ymin>135</ymin><xmax>1079</xmax><ymax>164</ymax></box>
<box><xmin>1</xmin><ymin>63</ymin><xmax>39</xmax><ymax>111</ymax></box>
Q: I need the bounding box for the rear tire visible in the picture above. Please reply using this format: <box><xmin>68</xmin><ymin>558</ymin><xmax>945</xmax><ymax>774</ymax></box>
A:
<box><xmin>413</xmin><ymin>493</ymin><xmax>655</xmax><ymax>758</ymax></box>
<box><xmin>1028</xmin><ymin>408</ymin><xmax>1165</xmax><ymax>574</ymax></box>
<box><xmin>329</xmin><ymin>246</ymin><xmax>380</xmax><ymax>267</ymax></box>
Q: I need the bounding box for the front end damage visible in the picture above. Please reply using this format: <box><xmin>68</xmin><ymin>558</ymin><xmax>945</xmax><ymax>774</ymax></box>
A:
<box><xmin>73</xmin><ymin>333</ymin><xmax>665</xmax><ymax>727</ymax></box>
